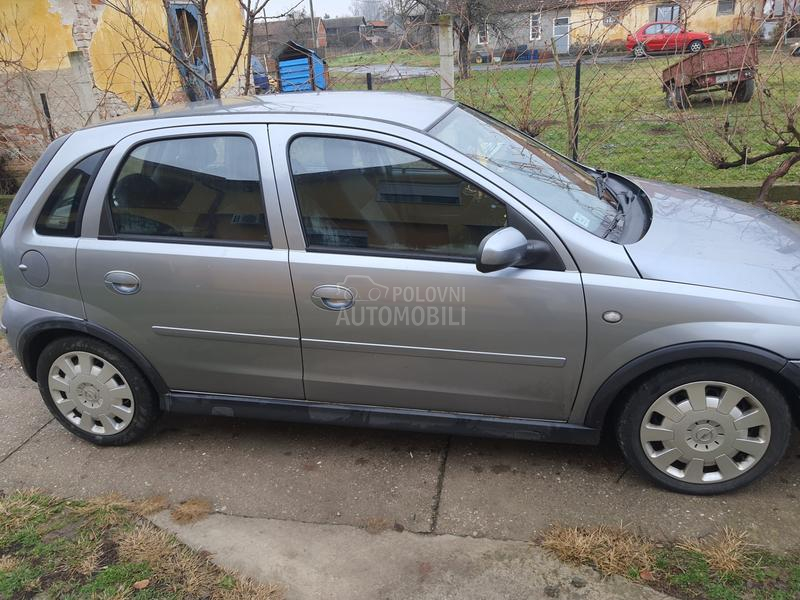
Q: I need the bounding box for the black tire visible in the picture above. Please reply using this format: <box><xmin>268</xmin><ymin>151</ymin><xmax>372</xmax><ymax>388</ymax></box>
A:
<box><xmin>688</xmin><ymin>40</ymin><xmax>704</xmax><ymax>53</ymax></box>
<box><xmin>36</xmin><ymin>335</ymin><xmax>160</xmax><ymax>446</ymax></box>
<box><xmin>616</xmin><ymin>361</ymin><xmax>792</xmax><ymax>495</ymax></box>
<box><xmin>732</xmin><ymin>78</ymin><xmax>755</xmax><ymax>103</ymax></box>
<box><xmin>633</xmin><ymin>44</ymin><xmax>647</xmax><ymax>58</ymax></box>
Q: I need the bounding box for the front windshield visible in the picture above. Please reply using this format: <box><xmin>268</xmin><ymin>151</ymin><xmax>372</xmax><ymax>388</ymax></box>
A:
<box><xmin>429</xmin><ymin>107</ymin><xmax>618</xmax><ymax>237</ymax></box>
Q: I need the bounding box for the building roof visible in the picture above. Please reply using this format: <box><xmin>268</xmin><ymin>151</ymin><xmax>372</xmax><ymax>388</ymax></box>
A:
<box><xmin>95</xmin><ymin>91</ymin><xmax>456</xmax><ymax>132</ymax></box>
<box><xmin>323</xmin><ymin>16</ymin><xmax>367</xmax><ymax>29</ymax></box>
<box><xmin>368</xmin><ymin>20</ymin><xmax>388</xmax><ymax>27</ymax></box>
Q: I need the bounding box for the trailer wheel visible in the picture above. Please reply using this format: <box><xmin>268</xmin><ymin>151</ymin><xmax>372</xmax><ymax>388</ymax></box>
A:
<box><xmin>732</xmin><ymin>78</ymin><xmax>755</xmax><ymax>103</ymax></box>
<box><xmin>666</xmin><ymin>86</ymin><xmax>690</xmax><ymax>109</ymax></box>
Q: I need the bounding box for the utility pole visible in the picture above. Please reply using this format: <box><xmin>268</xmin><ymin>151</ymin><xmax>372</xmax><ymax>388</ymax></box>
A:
<box><xmin>309</xmin><ymin>0</ymin><xmax>318</xmax><ymax>48</ymax></box>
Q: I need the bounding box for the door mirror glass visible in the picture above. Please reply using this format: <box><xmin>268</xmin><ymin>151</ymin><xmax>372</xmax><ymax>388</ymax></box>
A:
<box><xmin>476</xmin><ymin>227</ymin><xmax>529</xmax><ymax>273</ymax></box>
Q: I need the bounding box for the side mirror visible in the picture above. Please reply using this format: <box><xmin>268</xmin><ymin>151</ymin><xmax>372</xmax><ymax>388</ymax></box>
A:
<box><xmin>476</xmin><ymin>227</ymin><xmax>530</xmax><ymax>273</ymax></box>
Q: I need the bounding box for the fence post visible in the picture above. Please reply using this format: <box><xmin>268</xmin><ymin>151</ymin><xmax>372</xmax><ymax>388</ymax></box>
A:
<box><xmin>438</xmin><ymin>14</ymin><xmax>455</xmax><ymax>100</ymax></box>
<box><xmin>366</xmin><ymin>72</ymin><xmax>373</xmax><ymax>90</ymax></box>
<box><xmin>571</xmin><ymin>57</ymin><xmax>581</xmax><ymax>162</ymax></box>
<box><xmin>68</xmin><ymin>51</ymin><xmax>98</xmax><ymax>125</ymax></box>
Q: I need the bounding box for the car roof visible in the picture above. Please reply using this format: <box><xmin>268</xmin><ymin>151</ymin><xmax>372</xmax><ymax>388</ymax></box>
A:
<box><xmin>93</xmin><ymin>91</ymin><xmax>457</xmax><ymax>132</ymax></box>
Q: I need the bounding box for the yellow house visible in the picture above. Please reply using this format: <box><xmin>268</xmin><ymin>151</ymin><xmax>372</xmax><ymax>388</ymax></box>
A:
<box><xmin>570</xmin><ymin>0</ymin><xmax>761</xmax><ymax>47</ymax></box>
<box><xmin>0</xmin><ymin>0</ymin><xmax>247</xmax><ymax>173</ymax></box>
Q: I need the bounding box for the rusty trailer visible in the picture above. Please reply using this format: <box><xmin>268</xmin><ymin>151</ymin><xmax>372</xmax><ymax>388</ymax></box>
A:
<box><xmin>662</xmin><ymin>44</ymin><xmax>758</xmax><ymax>109</ymax></box>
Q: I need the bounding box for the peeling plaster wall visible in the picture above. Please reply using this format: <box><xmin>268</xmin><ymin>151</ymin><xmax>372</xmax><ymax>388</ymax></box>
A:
<box><xmin>0</xmin><ymin>0</ymin><xmax>247</xmax><ymax>175</ymax></box>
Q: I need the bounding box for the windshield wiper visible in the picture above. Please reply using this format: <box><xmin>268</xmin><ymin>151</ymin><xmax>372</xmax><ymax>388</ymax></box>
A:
<box><xmin>594</xmin><ymin>170</ymin><xmax>610</xmax><ymax>200</ymax></box>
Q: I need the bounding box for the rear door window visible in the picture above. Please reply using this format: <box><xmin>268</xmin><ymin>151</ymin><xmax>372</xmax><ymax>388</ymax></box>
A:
<box><xmin>107</xmin><ymin>135</ymin><xmax>269</xmax><ymax>244</ymax></box>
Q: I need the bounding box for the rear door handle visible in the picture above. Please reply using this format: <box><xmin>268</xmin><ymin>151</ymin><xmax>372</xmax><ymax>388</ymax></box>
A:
<box><xmin>311</xmin><ymin>285</ymin><xmax>354</xmax><ymax>311</ymax></box>
<box><xmin>104</xmin><ymin>270</ymin><xmax>141</xmax><ymax>295</ymax></box>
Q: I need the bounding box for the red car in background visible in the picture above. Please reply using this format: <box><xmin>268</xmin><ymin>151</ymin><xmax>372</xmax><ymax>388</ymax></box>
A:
<box><xmin>626</xmin><ymin>22</ymin><xmax>713</xmax><ymax>57</ymax></box>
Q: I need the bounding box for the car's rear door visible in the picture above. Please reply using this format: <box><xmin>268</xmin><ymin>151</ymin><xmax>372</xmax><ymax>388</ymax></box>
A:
<box><xmin>77</xmin><ymin>124</ymin><xmax>302</xmax><ymax>399</ymax></box>
<box><xmin>270</xmin><ymin>124</ymin><xmax>587</xmax><ymax>420</ymax></box>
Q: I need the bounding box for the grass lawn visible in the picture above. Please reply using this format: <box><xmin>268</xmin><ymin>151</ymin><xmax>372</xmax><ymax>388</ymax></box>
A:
<box><xmin>544</xmin><ymin>524</ymin><xmax>800</xmax><ymax>600</ymax></box>
<box><xmin>327</xmin><ymin>48</ymin><xmax>439</xmax><ymax>68</ymax></box>
<box><xmin>0</xmin><ymin>490</ymin><xmax>281</xmax><ymax>599</ymax></box>
<box><xmin>328</xmin><ymin>49</ymin><xmax>800</xmax><ymax>189</ymax></box>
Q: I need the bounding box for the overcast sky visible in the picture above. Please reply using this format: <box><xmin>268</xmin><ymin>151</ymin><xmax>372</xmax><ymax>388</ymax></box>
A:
<box><xmin>263</xmin><ymin>0</ymin><xmax>354</xmax><ymax>19</ymax></box>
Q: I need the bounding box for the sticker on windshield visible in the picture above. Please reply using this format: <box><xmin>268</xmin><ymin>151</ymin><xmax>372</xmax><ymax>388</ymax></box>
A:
<box><xmin>572</xmin><ymin>212</ymin><xmax>591</xmax><ymax>228</ymax></box>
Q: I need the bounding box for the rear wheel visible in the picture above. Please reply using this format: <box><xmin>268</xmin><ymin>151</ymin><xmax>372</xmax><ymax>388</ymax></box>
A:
<box><xmin>617</xmin><ymin>361</ymin><xmax>792</xmax><ymax>494</ymax></box>
<box><xmin>36</xmin><ymin>336</ymin><xmax>160</xmax><ymax>445</ymax></box>
<box><xmin>688</xmin><ymin>40</ymin><xmax>704</xmax><ymax>53</ymax></box>
<box><xmin>732</xmin><ymin>78</ymin><xmax>755</xmax><ymax>103</ymax></box>
<box><xmin>633</xmin><ymin>44</ymin><xmax>647</xmax><ymax>58</ymax></box>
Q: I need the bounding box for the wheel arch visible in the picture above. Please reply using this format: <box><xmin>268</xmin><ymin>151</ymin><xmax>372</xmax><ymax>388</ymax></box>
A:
<box><xmin>584</xmin><ymin>342</ymin><xmax>800</xmax><ymax>430</ymax></box>
<box><xmin>18</xmin><ymin>318</ymin><xmax>169</xmax><ymax>399</ymax></box>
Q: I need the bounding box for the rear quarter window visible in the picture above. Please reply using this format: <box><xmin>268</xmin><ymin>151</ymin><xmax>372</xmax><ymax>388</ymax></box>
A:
<box><xmin>35</xmin><ymin>149</ymin><xmax>108</xmax><ymax>237</ymax></box>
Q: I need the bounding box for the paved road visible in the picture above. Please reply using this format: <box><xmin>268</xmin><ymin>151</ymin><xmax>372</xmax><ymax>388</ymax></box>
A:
<box><xmin>1</xmin><ymin>329</ymin><xmax>798</xmax><ymax>551</ymax></box>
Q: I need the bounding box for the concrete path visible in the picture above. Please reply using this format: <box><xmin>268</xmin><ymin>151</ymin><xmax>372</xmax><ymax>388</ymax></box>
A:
<box><xmin>150</xmin><ymin>511</ymin><xmax>672</xmax><ymax>600</ymax></box>
<box><xmin>2</xmin><ymin>350</ymin><xmax>798</xmax><ymax>550</ymax></box>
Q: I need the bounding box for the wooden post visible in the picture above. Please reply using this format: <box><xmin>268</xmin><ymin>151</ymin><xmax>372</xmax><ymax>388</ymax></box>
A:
<box><xmin>438</xmin><ymin>14</ymin><xmax>455</xmax><ymax>100</ymax></box>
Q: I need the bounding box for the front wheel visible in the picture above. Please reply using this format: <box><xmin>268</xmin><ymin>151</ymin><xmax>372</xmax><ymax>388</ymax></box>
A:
<box><xmin>36</xmin><ymin>336</ymin><xmax>160</xmax><ymax>446</ymax></box>
<box><xmin>616</xmin><ymin>361</ymin><xmax>792</xmax><ymax>494</ymax></box>
<box><xmin>688</xmin><ymin>40</ymin><xmax>704</xmax><ymax>53</ymax></box>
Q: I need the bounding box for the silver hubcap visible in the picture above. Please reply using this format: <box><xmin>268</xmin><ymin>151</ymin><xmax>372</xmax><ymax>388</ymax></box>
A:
<box><xmin>640</xmin><ymin>381</ymin><xmax>771</xmax><ymax>484</ymax></box>
<box><xmin>690</xmin><ymin>42</ymin><xmax>702</xmax><ymax>52</ymax></box>
<box><xmin>48</xmin><ymin>351</ymin><xmax>135</xmax><ymax>436</ymax></box>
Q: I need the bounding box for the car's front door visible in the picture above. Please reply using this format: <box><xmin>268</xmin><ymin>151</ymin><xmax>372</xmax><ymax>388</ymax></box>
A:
<box><xmin>270</xmin><ymin>125</ymin><xmax>586</xmax><ymax>420</ymax></box>
<box><xmin>77</xmin><ymin>125</ymin><xmax>302</xmax><ymax>399</ymax></box>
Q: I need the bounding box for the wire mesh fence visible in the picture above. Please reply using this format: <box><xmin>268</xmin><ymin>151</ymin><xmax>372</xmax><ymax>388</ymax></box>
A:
<box><xmin>324</xmin><ymin>34</ymin><xmax>800</xmax><ymax>190</ymax></box>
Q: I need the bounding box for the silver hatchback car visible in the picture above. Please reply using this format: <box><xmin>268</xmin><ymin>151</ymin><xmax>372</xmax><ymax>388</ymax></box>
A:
<box><xmin>2</xmin><ymin>92</ymin><xmax>799</xmax><ymax>495</ymax></box>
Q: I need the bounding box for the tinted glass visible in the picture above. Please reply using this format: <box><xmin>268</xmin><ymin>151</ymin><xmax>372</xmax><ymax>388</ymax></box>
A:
<box><xmin>289</xmin><ymin>137</ymin><xmax>507</xmax><ymax>258</ymax></box>
<box><xmin>662</xmin><ymin>24</ymin><xmax>680</xmax><ymax>33</ymax></box>
<box><xmin>35</xmin><ymin>149</ymin><xmax>106</xmax><ymax>237</ymax></box>
<box><xmin>431</xmin><ymin>107</ymin><xmax>618</xmax><ymax>237</ymax></box>
<box><xmin>644</xmin><ymin>24</ymin><xmax>662</xmax><ymax>34</ymax></box>
<box><xmin>109</xmin><ymin>136</ymin><xmax>268</xmax><ymax>243</ymax></box>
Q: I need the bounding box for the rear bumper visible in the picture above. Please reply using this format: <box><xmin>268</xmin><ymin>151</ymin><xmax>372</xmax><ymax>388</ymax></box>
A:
<box><xmin>1</xmin><ymin>296</ymin><xmax>81</xmax><ymax>375</ymax></box>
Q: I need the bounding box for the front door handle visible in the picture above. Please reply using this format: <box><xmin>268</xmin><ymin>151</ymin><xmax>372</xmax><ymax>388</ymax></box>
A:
<box><xmin>104</xmin><ymin>270</ymin><xmax>141</xmax><ymax>295</ymax></box>
<box><xmin>311</xmin><ymin>285</ymin><xmax>354</xmax><ymax>311</ymax></box>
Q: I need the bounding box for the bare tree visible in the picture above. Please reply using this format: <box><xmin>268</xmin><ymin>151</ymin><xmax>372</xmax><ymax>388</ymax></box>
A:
<box><xmin>103</xmin><ymin>0</ymin><xmax>265</xmax><ymax>99</ymax></box>
<box><xmin>671</xmin><ymin>21</ymin><xmax>800</xmax><ymax>205</ymax></box>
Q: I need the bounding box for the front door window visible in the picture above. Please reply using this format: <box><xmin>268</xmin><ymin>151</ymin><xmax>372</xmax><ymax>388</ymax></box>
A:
<box><xmin>288</xmin><ymin>136</ymin><xmax>507</xmax><ymax>259</ymax></box>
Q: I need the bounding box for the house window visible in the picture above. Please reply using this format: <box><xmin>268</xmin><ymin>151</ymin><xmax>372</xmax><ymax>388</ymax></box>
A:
<box><xmin>603</xmin><ymin>8</ymin><xmax>622</xmax><ymax>26</ymax></box>
<box><xmin>654</xmin><ymin>4</ymin><xmax>681</xmax><ymax>21</ymax></box>
<box><xmin>717</xmin><ymin>0</ymin><xmax>735</xmax><ymax>14</ymax></box>
<box><xmin>478</xmin><ymin>19</ymin><xmax>489</xmax><ymax>45</ymax></box>
<box><xmin>530</xmin><ymin>13</ymin><xmax>541</xmax><ymax>40</ymax></box>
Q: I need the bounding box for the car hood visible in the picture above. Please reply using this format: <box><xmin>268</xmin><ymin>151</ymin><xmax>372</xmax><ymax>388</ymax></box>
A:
<box><xmin>625</xmin><ymin>179</ymin><xmax>800</xmax><ymax>301</ymax></box>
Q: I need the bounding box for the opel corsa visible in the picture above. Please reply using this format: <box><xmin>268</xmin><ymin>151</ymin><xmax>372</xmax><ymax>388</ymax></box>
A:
<box><xmin>2</xmin><ymin>92</ymin><xmax>800</xmax><ymax>495</ymax></box>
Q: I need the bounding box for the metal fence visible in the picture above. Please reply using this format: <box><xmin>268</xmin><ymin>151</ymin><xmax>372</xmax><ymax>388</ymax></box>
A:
<box><xmin>324</xmin><ymin>40</ymin><xmax>800</xmax><ymax>190</ymax></box>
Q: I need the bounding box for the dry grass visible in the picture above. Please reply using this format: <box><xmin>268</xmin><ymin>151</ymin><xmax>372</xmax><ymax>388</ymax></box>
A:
<box><xmin>542</xmin><ymin>524</ymin><xmax>654</xmax><ymax>577</ymax></box>
<box><xmin>0</xmin><ymin>554</ymin><xmax>21</xmax><ymax>572</ymax></box>
<box><xmin>170</xmin><ymin>497</ymin><xmax>213</xmax><ymax>524</ymax></box>
<box><xmin>677</xmin><ymin>527</ymin><xmax>752</xmax><ymax>575</ymax></box>
<box><xmin>364</xmin><ymin>516</ymin><xmax>392</xmax><ymax>534</ymax></box>
<box><xmin>117</xmin><ymin>522</ymin><xmax>282</xmax><ymax>599</ymax></box>
<box><xmin>131</xmin><ymin>495</ymin><xmax>169</xmax><ymax>516</ymax></box>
